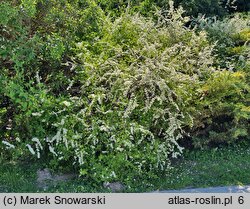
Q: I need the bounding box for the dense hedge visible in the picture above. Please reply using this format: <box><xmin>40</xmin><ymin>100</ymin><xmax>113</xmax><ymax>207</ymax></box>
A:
<box><xmin>0</xmin><ymin>0</ymin><xmax>249</xmax><ymax>185</ymax></box>
<box><xmin>97</xmin><ymin>0</ymin><xmax>250</xmax><ymax>17</ymax></box>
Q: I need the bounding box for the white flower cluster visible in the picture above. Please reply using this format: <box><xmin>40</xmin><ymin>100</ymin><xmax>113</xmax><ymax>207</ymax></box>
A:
<box><xmin>2</xmin><ymin>141</ymin><xmax>15</xmax><ymax>149</ymax></box>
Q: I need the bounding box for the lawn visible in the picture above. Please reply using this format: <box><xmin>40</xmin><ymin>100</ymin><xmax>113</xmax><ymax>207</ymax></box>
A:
<box><xmin>1</xmin><ymin>144</ymin><xmax>250</xmax><ymax>193</ymax></box>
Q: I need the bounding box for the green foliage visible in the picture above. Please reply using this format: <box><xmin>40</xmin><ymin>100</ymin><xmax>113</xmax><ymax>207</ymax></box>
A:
<box><xmin>0</xmin><ymin>0</ymin><xmax>249</xmax><ymax>187</ymax></box>
<box><xmin>0</xmin><ymin>2</ymin><xmax>41</xmax><ymax>79</ymax></box>
<box><xmin>175</xmin><ymin>0</ymin><xmax>230</xmax><ymax>17</ymax></box>
<box><xmin>96</xmin><ymin>0</ymin><xmax>170</xmax><ymax>17</ymax></box>
<box><xmin>96</xmin><ymin>0</ymin><xmax>249</xmax><ymax>18</ymax></box>
<box><xmin>45</xmin><ymin>33</ymin><xmax>65</xmax><ymax>61</ymax></box>
<box><xmin>21</xmin><ymin>0</ymin><xmax>38</xmax><ymax>17</ymax></box>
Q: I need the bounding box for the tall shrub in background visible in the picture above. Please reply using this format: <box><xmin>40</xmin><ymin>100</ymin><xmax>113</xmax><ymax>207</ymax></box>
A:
<box><xmin>189</xmin><ymin>13</ymin><xmax>250</xmax><ymax>148</ymax></box>
<box><xmin>97</xmin><ymin>0</ymin><xmax>249</xmax><ymax>18</ymax></box>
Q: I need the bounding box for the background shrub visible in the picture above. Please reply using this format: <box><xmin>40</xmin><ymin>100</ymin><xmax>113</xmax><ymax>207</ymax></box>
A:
<box><xmin>97</xmin><ymin>0</ymin><xmax>250</xmax><ymax>18</ymax></box>
<box><xmin>187</xmin><ymin>13</ymin><xmax>250</xmax><ymax>148</ymax></box>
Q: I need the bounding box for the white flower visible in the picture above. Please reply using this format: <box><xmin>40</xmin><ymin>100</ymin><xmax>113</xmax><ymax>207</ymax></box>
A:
<box><xmin>37</xmin><ymin>151</ymin><xmax>41</xmax><ymax>159</ymax></box>
<box><xmin>32</xmin><ymin>137</ymin><xmax>43</xmax><ymax>150</ymax></box>
<box><xmin>110</xmin><ymin>171</ymin><xmax>117</xmax><ymax>178</ymax></box>
<box><xmin>2</xmin><ymin>141</ymin><xmax>15</xmax><ymax>149</ymax></box>
<box><xmin>62</xmin><ymin>101</ymin><xmax>71</xmax><ymax>107</ymax></box>
<box><xmin>58</xmin><ymin>156</ymin><xmax>64</xmax><ymax>160</ymax></box>
<box><xmin>49</xmin><ymin>146</ymin><xmax>58</xmax><ymax>156</ymax></box>
<box><xmin>26</xmin><ymin>144</ymin><xmax>35</xmax><ymax>155</ymax></box>
<box><xmin>32</xmin><ymin>112</ymin><xmax>42</xmax><ymax>117</ymax></box>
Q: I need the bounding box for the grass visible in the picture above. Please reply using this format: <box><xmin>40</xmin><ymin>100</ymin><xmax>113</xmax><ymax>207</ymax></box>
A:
<box><xmin>148</xmin><ymin>144</ymin><xmax>250</xmax><ymax>192</ymax></box>
<box><xmin>0</xmin><ymin>158</ymin><xmax>109</xmax><ymax>193</ymax></box>
<box><xmin>1</xmin><ymin>144</ymin><xmax>250</xmax><ymax>192</ymax></box>
<box><xmin>0</xmin><ymin>160</ymin><xmax>38</xmax><ymax>192</ymax></box>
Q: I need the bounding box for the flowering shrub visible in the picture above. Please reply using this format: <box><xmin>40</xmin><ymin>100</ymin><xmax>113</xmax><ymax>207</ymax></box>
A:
<box><xmin>5</xmin><ymin>4</ymin><xmax>217</xmax><ymax>183</ymax></box>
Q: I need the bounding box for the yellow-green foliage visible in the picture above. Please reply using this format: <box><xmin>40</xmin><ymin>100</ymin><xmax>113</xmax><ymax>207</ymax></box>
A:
<box><xmin>191</xmin><ymin>70</ymin><xmax>249</xmax><ymax>148</ymax></box>
<box><xmin>233</xmin><ymin>28</ymin><xmax>250</xmax><ymax>43</ymax></box>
